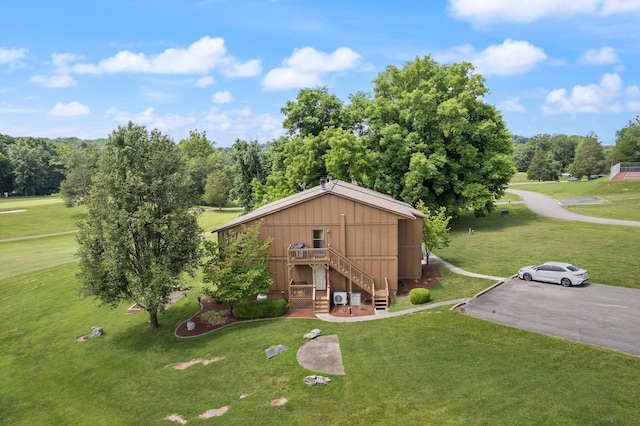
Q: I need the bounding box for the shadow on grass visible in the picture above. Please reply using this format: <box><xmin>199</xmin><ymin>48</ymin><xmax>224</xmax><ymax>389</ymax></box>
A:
<box><xmin>450</xmin><ymin>204</ymin><xmax>536</xmax><ymax>235</ymax></box>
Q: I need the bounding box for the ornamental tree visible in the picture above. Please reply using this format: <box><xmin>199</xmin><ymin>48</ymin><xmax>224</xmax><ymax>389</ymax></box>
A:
<box><xmin>416</xmin><ymin>200</ymin><xmax>451</xmax><ymax>264</ymax></box>
<box><xmin>202</xmin><ymin>220</ymin><xmax>273</xmax><ymax>312</ymax></box>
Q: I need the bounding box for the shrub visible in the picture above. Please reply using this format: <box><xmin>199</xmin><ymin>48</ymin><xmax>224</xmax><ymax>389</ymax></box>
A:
<box><xmin>200</xmin><ymin>309</ymin><xmax>229</xmax><ymax>326</ymax></box>
<box><xmin>409</xmin><ymin>288</ymin><xmax>430</xmax><ymax>305</ymax></box>
<box><xmin>233</xmin><ymin>298</ymin><xmax>287</xmax><ymax>320</ymax></box>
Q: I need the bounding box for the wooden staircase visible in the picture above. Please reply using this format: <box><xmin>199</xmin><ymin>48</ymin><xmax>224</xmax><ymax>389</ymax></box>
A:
<box><xmin>314</xmin><ymin>297</ymin><xmax>330</xmax><ymax>313</ymax></box>
<box><xmin>326</xmin><ymin>248</ymin><xmax>388</xmax><ymax>309</ymax></box>
<box><xmin>287</xmin><ymin>246</ymin><xmax>389</xmax><ymax>310</ymax></box>
<box><xmin>374</xmin><ymin>279</ymin><xmax>390</xmax><ymax>309</ymax></box>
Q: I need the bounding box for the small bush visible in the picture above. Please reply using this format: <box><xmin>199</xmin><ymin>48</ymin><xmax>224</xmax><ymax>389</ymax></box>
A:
<box><xmin>200</xmin><ymin>309</ymin><xmax>229</xmax><ymax>326</ymax></box>
<box><xmin>233</xmin><ymin>298</ymin><xmax>287</xmax><ymax>319</ymax></box>
<box><xmin>409</xmin><ymin>288</ymin><xmax>430</xmax><ymax>305</ymax></box>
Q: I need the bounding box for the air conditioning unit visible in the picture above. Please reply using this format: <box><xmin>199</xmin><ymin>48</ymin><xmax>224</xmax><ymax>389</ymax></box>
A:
<box><xmin>333</xmin><ymin>292</ymin><xmax>348</xmax><ymax>305</ymax></box>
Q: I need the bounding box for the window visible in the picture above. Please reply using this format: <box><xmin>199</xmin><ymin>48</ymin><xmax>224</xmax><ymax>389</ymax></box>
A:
<box><xmin>312</xmin><ymin>229</ymin><xmax>325</xmax><ymax>248</ymax></box>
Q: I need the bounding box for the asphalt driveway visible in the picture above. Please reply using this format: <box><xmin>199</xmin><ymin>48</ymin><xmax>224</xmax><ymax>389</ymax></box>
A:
<box><xmin>463</xmin><ymin>278</ymin><xmax>640</xmax><ymax>356</ymax></box>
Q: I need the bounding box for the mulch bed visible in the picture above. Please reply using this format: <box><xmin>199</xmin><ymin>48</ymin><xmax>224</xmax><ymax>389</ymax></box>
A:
<box><xmin>396</xmin><ymin>263</ymin><xmax>442</xmax><ymax>296</ymax></box>
<box><xmin>175</xmin><ymin>264</ymin><xmax>442</xmax><ymax>338</ymax></box>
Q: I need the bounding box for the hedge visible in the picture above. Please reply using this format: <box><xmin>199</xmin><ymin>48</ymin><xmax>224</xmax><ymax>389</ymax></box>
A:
<box><xmin>233</xmin><ymin>298</ymin><xmax>287</xmax><ymax>319</ymax></box>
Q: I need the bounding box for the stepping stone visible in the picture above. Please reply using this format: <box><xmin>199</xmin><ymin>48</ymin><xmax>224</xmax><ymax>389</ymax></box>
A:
<box><xmin>265</xmin><ymin>345</ymin><xmax>288</xmax><ymax>359</ymax></box>
<box><xmin>297</xmin><ymin>335</ymin><xmax>345</xmax><ymax>375</ymax></box>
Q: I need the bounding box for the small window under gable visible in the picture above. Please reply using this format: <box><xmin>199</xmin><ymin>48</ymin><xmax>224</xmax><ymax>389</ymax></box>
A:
<box><xmin>312</xmin><ymin>229</ymin><xmax>325</xmax><ymax>248</ymax></box>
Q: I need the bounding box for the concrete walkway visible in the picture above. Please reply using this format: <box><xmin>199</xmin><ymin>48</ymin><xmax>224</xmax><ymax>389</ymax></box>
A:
<box><xmin>314</xmin><ymin>254</ymin><xmax>504</xmax><ymax>323</ymax></box>
<box><xmin>506</xmin><ymin>188</ymin><xmax>640</xmax><ymax>227</ymax></box>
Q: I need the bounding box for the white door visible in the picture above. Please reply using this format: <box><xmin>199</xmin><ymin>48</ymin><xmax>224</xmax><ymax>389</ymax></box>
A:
<box><xmin>313</xmin><ymin>265</ymin><xmax>327</xmax><ymax>290</ymax></box>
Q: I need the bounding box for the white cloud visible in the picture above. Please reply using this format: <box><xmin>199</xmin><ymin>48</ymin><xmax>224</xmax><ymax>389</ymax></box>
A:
<box><xmin>220</xmin><ymin>58</ymin><xmax>262</xmax><ymax>77</ymax></box>
<box><xmin>448</xmin><ymin>0</ymin><xmax>598</xmax><ymax>23</ymax></box>
<box><xmin>0</xmin><ymin>47</ymin><xmax>28</xmax><ymax>67</ymax></box>
<box><xmin>262</xmin><ymin>46</ymin><xmax>361</xmax><ymax>91</ymax></box>
<box><xmin>70</xmin><ymin>36</ymin><xmax>260</xmax><ymax>77</ymax></box>
<box><xmin>601</xmin><ymin>0</ymin><xmax>640</xmax><ymax>15</ymax></box>
<box><xmin>104</xmin><ymin>106</ymin><xmax>197</xmax><ymax>132</ymax></box>
<box><xmin>30</xmin><ymin>74</ymin><xmax>77</xmax><ymax>88</ymax></box>
<box><xmin>498</xmin><ymin>97</ymin><xmax>527</xmax><ymax>113</ymax></box>
<box><xmin>578</xmin><ymin>47</ymin><xmax>620</xmax><ymax>65</ymax></box>
<box><xmin>447</xmin><ymin>0</ymin><xmax>640</xmax><ymax>24</ymax></box>
<box><xmin>212</xmin><ymin>91</ymin><xmax>233</xmax><ymax>103</ymax></box>
<box><xmin>201</xmin><ymin>107</ymin><xmax>283</xmax><ymax>141</ymax></box>
<box><xmin>542</xmin><ymin>73</ymin><xmax>624</xmax><ymax>114</ymax></box>
<box><xmin>263</xmin><ymin>67</ymin><xmax>322</xmax><ymax>91</ymax></box>
<box><xmin>435</xmin><ymin>39</ymin><xmax>547</xmax><ymax>76</ymax></box>
<box><xmin>49</xmin><ymin>101</ymin><xmax>90</xmax><ymax>117</ymax></box>
<box><xmin>194</xmin><ymin>76</ymin><xmax>215</xmax><ymax>87</ymax></box>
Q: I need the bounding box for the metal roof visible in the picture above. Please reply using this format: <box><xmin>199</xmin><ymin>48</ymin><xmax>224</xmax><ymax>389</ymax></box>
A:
<box><xmin>214</xmin><ymin>179</ymin><xmax>425</xmax><ymax>233</ymax></box>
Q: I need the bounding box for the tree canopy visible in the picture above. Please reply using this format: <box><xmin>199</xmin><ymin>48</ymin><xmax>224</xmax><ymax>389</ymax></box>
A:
<box><xmin>77</xmin><ymin>122</ymin><xmax>203</xmax><ymax>328</ymax></box>
<box><xmin>609</xmin><ymin>117</ymin><xmax>640</xmax><ymax>165</ymax></box>
<box><xmin>568</xmin><ymin>133</ymin><xmax>605</xmax><ymax>178</ymax></box>
<box><xmin>256</xmin><ymin>56</ymin><xmax>515</xmax><ymax>217</ymax></box>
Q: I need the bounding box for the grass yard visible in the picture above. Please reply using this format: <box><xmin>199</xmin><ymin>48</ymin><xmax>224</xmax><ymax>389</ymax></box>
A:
<box><xmin>435</xmin><ymin>203</ymin><xmax>640</xmax><ymax>288</ymax></box>
<box><xmin>389</xmin><ymin>266</ymin><xmax>497</xmax><ymax>312</ymax></box>
<box><xmin>2</xmin><ymin>263</ymin><xmax>640</xmax><ymax>425</ymax></box>
<box><xmin>3</xmin><ymin>194</ymin><xmax>640</xmax><ymax>424</ymax></box>
<box><xmin>0</xmin><ymin>199</ymin><xmax>85</xmax><ymax>240</ymax></box>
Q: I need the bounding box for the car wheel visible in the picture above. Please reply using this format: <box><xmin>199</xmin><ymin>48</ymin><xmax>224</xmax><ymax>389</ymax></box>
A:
<box><xmin>561</xmin><ymin>278</ymin><xmax>572</xmax><ymax>287</ymax></box>
<box><xmin>523</xmin><ymin>273</ymin><xmax>532</xmax><ymax>281</ymax></box>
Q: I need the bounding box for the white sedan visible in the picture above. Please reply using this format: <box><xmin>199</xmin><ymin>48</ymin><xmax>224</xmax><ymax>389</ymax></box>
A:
<box><xmin>518</xmin><ymin>262</ymin><xmax>588</xmax><ymax>287</ymax></box>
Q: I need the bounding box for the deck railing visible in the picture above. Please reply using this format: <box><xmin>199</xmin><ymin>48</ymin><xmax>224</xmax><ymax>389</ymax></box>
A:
<box><xmin>288</xmin><ymin>247</ymin><xmax>328</xmax><ymax>262</ymax></box>
<box><xmin>288</xmin><ymin>245</ymin><xmax>376</xmax><ymax>299</ymax></box>
<box><xmin>289</xmin><ymin>281</ymin><xmax>313</xmax><ymax>299</ymax></box>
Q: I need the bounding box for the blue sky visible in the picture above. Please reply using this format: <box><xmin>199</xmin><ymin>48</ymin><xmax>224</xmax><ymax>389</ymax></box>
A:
<box><xmin>2</xmin><ymin>0</ymin><xmax>640</xmax><ymax>147</ymax></box>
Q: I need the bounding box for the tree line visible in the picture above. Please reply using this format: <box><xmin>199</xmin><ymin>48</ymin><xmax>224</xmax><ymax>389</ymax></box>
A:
<box><xmin>512</xmin><ymin>116</ymin><xmax>640</xmax><ymax>182</ymax></box>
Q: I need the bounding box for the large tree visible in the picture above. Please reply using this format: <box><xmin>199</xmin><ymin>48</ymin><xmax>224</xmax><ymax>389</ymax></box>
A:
<box><xmin>203</xmin><ymin>170</ymin><xmax>231</xmax><ymax>209</ymax></box>
<box><xmin>230</xmin><ymin>138</ymin><xmax>267</xmax><ymax>211</ymax></box>
<box><xmin>609</xmin><ymin>117</ymin><xmax>640</xmax><ymax>165</ymax></box>
<box><xmin>368</xmin><ymin>57</ymin><xmax>515</xmax><ymax>216</ymax></box>
<box><xmin>568</xmin><ymin>133</ymin><xmax>605</xmax><ymax>179</ymax></box>
<box><xmin>281</xmin><ymin>86</ymin><xmax>351</xmax><ymax>137</ymax></box>
<box><xmin>7</xmin><ymin>137</ymin><xmax>61</xmax><ymax>196</ymax></box>
<box><xmin>527</xmin><ymin>149</ymin><xmax>555</xmax><ymax>181</ymax></box>
<box><xmin>58</xmin><ymin>142</ymin><xmax>101</xmax><ymax>207</ymax></box>
<box><xmin>77</xmin><ymin>122</ymin><xmax>202</xmax><ymax>328</ymax></box>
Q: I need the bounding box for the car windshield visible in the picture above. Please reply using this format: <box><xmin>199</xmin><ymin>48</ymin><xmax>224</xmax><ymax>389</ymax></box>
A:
<box><xmin>566</xmin><ymin>265</ymin><xmax>579</xmax><ymax>272</ymax></box>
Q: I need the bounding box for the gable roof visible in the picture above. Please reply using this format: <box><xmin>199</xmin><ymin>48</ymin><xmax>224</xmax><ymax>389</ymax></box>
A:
<box><xmin>215</xmin><ymin>179</ymin><xmax>425</xmax><ymax>233</ymax></box>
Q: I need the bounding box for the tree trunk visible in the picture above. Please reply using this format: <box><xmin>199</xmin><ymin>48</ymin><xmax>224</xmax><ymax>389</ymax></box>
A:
<box><xmin>148</xmin><ymin>310</ymin><xmax>160</xmax><ymax>328</ymax></box>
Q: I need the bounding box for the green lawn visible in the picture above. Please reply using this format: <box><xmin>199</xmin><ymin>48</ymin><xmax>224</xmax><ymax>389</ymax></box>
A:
<box><xmin>2</xmin><ymin>263</ymin><xmax>640</xmax><ymax>425</ymax></box>
<box><xmin>3</xmin><ymin>195</ymin><xmax>640</xmax><ymax>424</ymax></box>
<box><xmin>435</xmin><ymin>203</ymin><xmax>640</xmax><ymax>288</ymax></box>
<box><xmin>0</xmin><ymin>200</ymin><xmax>85</xmax><ymax>240</ymax></box>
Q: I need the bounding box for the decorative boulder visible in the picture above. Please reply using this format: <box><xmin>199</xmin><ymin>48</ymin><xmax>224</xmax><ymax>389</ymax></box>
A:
<box><xmin>265</xmin><ymin>345</ymin><xmax>288</xmax><ymax>359</ymax></box>
<box><xmin>91</xmin><ymin>326</ymin><xmax>104</xmax><ymax>337</ymax></box>
<box><xmin>303</xmin><ymin>329</ymin><xmax>322</xmax><ymax>339</ymax></box>
<box><xmin>304</xmin><ymin>375</ymin><xmax>332</xmax><ymax>386</ymax></box>
<box><xmin>187</xmin><ymin>320</ymin><xmax>196</xmax><ymax>331</ymax></box>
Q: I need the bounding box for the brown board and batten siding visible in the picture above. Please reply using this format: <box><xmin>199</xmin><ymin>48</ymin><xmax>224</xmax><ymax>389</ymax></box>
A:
<box><xmin>214</xmin><ymin>180</ymin><xmax>425</xmax><ymax>299</ymax></box>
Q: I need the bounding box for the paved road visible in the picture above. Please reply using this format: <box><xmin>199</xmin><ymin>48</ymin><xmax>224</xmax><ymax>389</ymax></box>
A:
<box><xmin>506</xmin><ymin>189</ymin><xmax>640</xmax><ymax>226</ymax></box>
<box><xmin>463</xmin><ymin>278</ymin><xmax>640</xmax><ymax>356</ymax></box>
